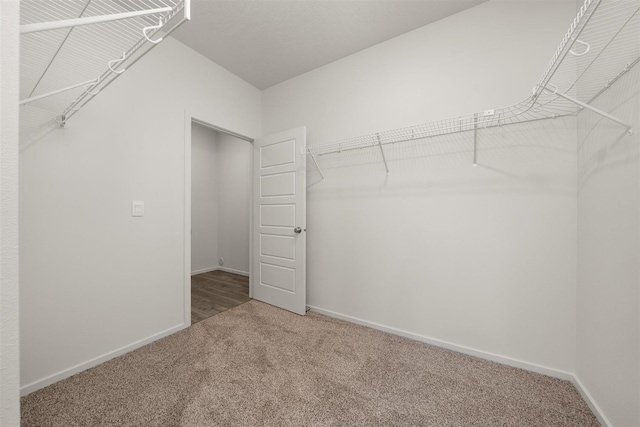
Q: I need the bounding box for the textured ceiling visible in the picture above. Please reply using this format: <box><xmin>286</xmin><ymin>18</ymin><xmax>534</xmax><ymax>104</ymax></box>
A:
<box><xmin>172</xmin><ymin>1</ymin><xmax>486</xmax><ymax>89</ymax></box>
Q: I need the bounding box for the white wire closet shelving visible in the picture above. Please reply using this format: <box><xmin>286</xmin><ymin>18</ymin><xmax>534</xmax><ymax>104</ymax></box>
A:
<box><xmin>19</xmin><ymin>0</ymin><xmax>190</xmax><ymax>129</ymax></box>
<box><xmin>304</xmin><ymin>0</ymin><xmax>640</xmax><ymax>176</ymax></box>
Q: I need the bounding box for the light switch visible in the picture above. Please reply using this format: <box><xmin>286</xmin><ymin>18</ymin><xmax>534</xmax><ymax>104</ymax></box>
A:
<box><xmin>132</xmin><ymin>200</ymin><xmax>144</xmax><ymax>217</ymax></box>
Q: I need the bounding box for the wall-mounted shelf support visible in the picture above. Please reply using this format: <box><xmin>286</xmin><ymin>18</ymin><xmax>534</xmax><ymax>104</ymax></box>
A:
<box><xmin>376</xmin><ymin>134</ymin><xmax>390</xmax><ymax>174</ymax></box>
<box><xmin>473</xmin><ymin>113</ymin><xmax>479</xmax><ymax>167</ymax></box>
<box><xmin>307</xmin><ymin>148</ymin><xmax>326</xmax><ymax>182</ymax></box>
<box><xmin>19</xmin><ymin>79</ymin><xmax>96</xmax><ymax>105</ymax></box>
<box><xmin>20</xmin><ymin>7</ymin><xmax>172</xmax><ymax>34</ymax></box>
<box><xmin>544</xmin><ymin>85</ymin><xmax>633</xmax><ymax>135</ymax></box>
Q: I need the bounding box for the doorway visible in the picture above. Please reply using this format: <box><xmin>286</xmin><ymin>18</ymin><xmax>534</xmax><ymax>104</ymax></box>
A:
<box><xmin>184</xmin><ymin>112</ymin><xmax>307</xmax><ymax>323</ymax></box>
<box><xmin>189</xmin><ymin>119</ymin><xmax>253</xmax><ymax>324</ymax></box>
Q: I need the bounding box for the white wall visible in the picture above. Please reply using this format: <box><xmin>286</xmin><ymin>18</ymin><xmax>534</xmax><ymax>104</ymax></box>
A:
<box><xmin>191</xmin><ymin>123</ymin><xmax>219</xmax><ymax>274</ymax></box>
<box><xmin>0</xmin><ymin>1</ymin><xmax>20</xmax><ymax>424</ymax></box>
<box><xmin>263</xmin><ymin>1</ymin><xmax>578</xmax><ymax>374</ymax></box>
<box><xmin>576</xmin><ymin>64</ymin><xmax>640</xmax><ymax>426</ymax></box>
<box><xmin>216</xmin><ymin>133</ymin><xmax>251</xmax><ymax>275</ymax></box>
<box><xmin>19</xmin><ymin>37</ymin><xmax>261</xmax><ymax>393</ymax></box>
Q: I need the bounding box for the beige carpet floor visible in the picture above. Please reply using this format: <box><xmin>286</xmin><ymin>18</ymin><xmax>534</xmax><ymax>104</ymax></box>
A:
<box><xmin>21</xmin><ymin>300</ymin><xmax>598</xmax><ymax>426</ymax></box>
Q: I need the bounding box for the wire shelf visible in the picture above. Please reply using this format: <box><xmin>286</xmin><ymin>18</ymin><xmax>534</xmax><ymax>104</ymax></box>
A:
<box><xmin>306</xmin><ymin>0</ymin><xmax>640</xmax><ymax>162</ymax></box>
<box><xmin>19</xmin><ymin>0</ymin><xmax>190</xmax><ymax>132</ymax></box>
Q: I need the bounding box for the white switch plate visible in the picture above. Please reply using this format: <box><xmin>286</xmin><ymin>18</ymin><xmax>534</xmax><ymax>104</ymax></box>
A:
<box><xmin>132</xmin><ymin>200</ymin><xmax>144</xmax><ymax>217</ymax></box>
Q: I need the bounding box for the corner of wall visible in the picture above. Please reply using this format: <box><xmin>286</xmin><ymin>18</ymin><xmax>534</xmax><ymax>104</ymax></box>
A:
<box><xmin>571</xmin><ymin>376</ymin><xmax>613</xmax><ymax>427</ymax></box>
<box><xmin>0</xmin><ymin>0</ymin><xmax>21</xmax><ymax>425</ymax></box>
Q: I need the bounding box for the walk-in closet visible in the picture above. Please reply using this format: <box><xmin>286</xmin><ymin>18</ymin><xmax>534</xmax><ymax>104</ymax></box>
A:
<box><xmin>1</xmin><ymin>0</ymin><xmax>638</xmax><ymax>425</ymax></box>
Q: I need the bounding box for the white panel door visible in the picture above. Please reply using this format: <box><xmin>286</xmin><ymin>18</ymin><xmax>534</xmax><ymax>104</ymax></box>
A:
<box><xmin>253</xmin><ymin>127</ymin><xmax>306</xmax><ymax>315</ymax></box>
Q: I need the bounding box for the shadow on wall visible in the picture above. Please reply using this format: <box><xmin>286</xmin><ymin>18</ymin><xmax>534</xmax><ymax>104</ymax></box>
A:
<box><xmin>577</xmin><ymin>65</ymin><xmax>640</xmax><ymax>192</ymax></box>
<box><xmin>306</xmin><ymin>116</ymin><xmax>577</xmax><ymax>197</ymax></box>
<box><xmin>19</xmin><ymin>105</ymin><xmax>61</xmax><ymax>153</ymax></box>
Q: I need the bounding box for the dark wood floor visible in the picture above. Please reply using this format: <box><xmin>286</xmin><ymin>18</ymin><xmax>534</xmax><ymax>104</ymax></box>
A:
<box><xmin>191</xmin><ymin>270</ymin><xmax>250</xmax><ymax>324</ymax></box>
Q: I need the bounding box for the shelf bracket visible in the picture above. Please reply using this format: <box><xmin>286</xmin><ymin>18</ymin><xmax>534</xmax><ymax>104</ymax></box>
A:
<box><xmin>376</xmin><ymin>134</ymin><xmax>390</xmax><ymax>174</ymax></box>
<box><xmin>307</xmin><ymin>148</ymin><xmax>326</xmax><ymax>183</ymax></box>
<box><xmin>20</xmin><ymin>7</ymin><xmax>172</xmax><ymax>34</ymax></box>
<box><xmin>19</xmin><ymin>79</ymin><xmax>96</xmax><ymax>105</ymax></box>
<box><xmin>545</xmin><ymin>85</ymin><xmax>633</xmax><ymax>135</ymax></box>
<box><xmin>473</xmin><ymin>113</ymin><xmax>479</xmax><ymax>167</ymax></box>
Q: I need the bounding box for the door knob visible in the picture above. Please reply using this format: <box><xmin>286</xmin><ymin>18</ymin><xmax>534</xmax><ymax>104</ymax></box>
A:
<box><xmin>294</xmin><ymin>227</ymin><xmax>302</xmax><ymax>234</ymax></box>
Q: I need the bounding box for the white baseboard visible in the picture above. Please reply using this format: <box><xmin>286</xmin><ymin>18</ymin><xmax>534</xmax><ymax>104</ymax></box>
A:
<box><xmin>20</xmin><ymin>323</ymin><xmax>188</xmax><ymax>396</ymax></box>
<box><xmin>191</xmin><ymin>266</ymin><xmax>218</xmax><ymax>275</ymax></box>
<box><xmin>192</xmin><ymin>266</ymin><xmax>249</xmax><ymax>277</ymax></box>
<box><xmin>571</xmin><ymin>375</ymin><xmax>611</xmax><ymax>427</ymax></box>
<box><xmin>217</xmin><ymin>266</ymin><xmax>249</xmax><ymax>277</ymax></box>
<box><xmin>307</xmin><ymin>305</ymin><xmax>574</xmax><ymax>381</ymax></box>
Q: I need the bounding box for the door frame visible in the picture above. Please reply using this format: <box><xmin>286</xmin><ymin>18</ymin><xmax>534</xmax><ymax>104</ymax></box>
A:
<box><xmin>183</xmin><ymin>110</ymin><xmax>255</xmax><ymax>327</ymax></box>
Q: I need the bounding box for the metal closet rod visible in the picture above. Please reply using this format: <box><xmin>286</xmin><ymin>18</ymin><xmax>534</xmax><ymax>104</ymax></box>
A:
<box><xmin>20</xmin><ymin>7</ymin><xmax>172</xmax><ymax>34</ymax></box>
